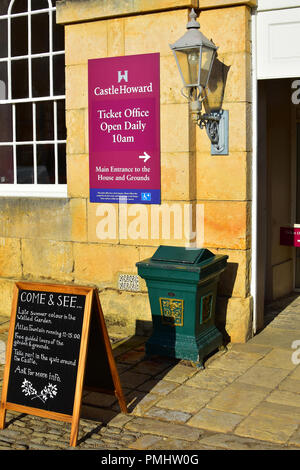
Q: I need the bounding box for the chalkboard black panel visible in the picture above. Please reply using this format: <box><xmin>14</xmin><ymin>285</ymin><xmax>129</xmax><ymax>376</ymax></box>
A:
<box><xmin>7</xmin><ymin>289</ymin><xmax>86</xmax><ymax>415</ymax></box>
<box><xmin>84</xmin><ymin>301</ymin><xmax>115</xmax><ymax>392</ymax></box>
<box><xmin>1</xmin><ymin>282</ymin><xmax>127</xmax><ymax>447</ymax></box>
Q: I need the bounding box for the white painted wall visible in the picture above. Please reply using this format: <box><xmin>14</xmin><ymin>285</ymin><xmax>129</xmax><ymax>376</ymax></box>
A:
<box><xmin>258</xmin><ymin>0</ymin><xmax>300</xmax><ymax>11</ymax></box>
<box><xmin>257</xmin><ymin>7</ymin><xmax>300</xmax><ymax>79</ymax></box>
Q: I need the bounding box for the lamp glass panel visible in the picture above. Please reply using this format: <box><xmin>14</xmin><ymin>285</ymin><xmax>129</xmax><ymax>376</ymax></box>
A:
<box><xmin>175</xmin><ymin>48</ymin><xmax>200</xmax><ymax>86</ymax></box>
<box><xmin>203</xmin><ymin>57</ymin><xmax>227</xmax><ymax>113</ymax></box>
<box><xmin>200</xmin><ymin>46</ymin><xmax>214</xmax><ymax>88</ymax></box>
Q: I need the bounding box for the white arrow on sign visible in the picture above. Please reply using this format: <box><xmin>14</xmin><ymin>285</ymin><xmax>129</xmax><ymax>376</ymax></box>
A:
<box><xmin>139</xmin><ymin>152</ymin><xmax>151</xmax><ymax>163</ymax></box>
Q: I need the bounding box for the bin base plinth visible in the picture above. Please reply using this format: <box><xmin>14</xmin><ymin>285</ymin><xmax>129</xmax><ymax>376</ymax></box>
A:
<box><xmin>145</xmin><ymin>325</ymin><xmax>223</xmax><ymax>366</ymax></box>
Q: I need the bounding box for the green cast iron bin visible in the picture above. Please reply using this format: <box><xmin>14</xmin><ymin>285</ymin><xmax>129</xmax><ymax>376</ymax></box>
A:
<box><xmin>136</xmin><ymin>246</ymin><xmax>228</xmax><ymax>367</ymax></box>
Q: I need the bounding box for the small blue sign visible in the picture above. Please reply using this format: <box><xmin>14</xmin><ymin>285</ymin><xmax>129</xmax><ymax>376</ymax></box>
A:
<box><xmin>90</xmin><ymin>189</ymin><xmax>160</xmax><ymax>204</ymax></box>
<box><xmin>141</xmin><ymin>193</ymin><xmax>151</xmax><ymax>201</ymax></box>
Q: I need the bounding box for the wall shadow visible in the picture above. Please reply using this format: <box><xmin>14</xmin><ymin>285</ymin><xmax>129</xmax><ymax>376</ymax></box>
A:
<box><xmin>79</xmin><ymin>275</ymin><xmax>238</xmax><ymax>443</ymax></box>
<box><xmin>79</xmin><ymin>326</ymin><xmax>179</xmax><ymax>443</ymax></box>
<box><xmin>263</xmin><ymin>293</ymin><xmax>300</xmax><ymax>329</ymax></box>
<box><xmin>214</xmin><ymin>262</ymin><xmax>238</xmax><ymax>344</ymax></box>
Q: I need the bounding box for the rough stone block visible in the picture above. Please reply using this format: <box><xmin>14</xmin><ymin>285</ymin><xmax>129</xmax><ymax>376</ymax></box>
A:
<box><xmin>216</xmin><ymin>296</ymin><xmax>253</xmax><ymax>343</ymax></box>
<box><xmin>213</xmin><ymin>248</ymin><xmax>251</xmax><ymax>299</ymax></box>
<box><xmin>67</xmin><ymin>154</ymin><xmax>89</xmax><ymax>198</ymax></box>
<box><xmin>200</xmin><ymin>6</ymin><xmax>251</xmax><ymax>55</ymax></box>
<box><xmin>73</xmin><ymin>243</ymin><xmax>139</xmax><ymax>287</ymax></box>
<box><xmin>57</xmin><ymin>1</ymin><xmax>197</xmax><ymax>25</ymax></box>
<box><xmin>65</xmin><ymin>66</ymin><xmax>88</xmax><ymax>111</ymax></box>
<box><xmin>108</xmin><ymin>18</ymin><xmax>125</xmax><ymax>57</ymax></box>
<box><xmin>201</xmin><ymin>200</ymin><xmax>250</xmax><ymax>250</ymax></box>
<box><xmin>124</xmin><ymin>9</ymin><xmax>188</xmax><ymax>57</ymax></box>
<box><xmin>87</xmin><ymin>201</ymin><xmax>119</xmax><ymax>243</ymax></box>
<box><xmin>0</xmin><ymin>198</ymin><xmax>72</xmax><ymax>242</ymax></box>
<box><xmin>0</xmin><ymin>279</ymin><xmax>15</xmax><ymax>316</ymax></box>
<box><xmin>196</xmin><ymin>152</ymin><xmax>251</xmax><ymax>201</ymax></box>
<box><xmin>118</xmin><ymin>201</ymin><xmax>200</xmax><ymax>247</ymax></box>
<box><xmin>22</xmin><ymin>239</ymin><xmax>74</xmax><ymax>282</ymax></box>
<box><xmin>99</xmin><ymin>289</ymin><xmax>151</xmax><ymax>338</ymax></box>
<box><xmin>200</xmin><ymin>0</ymin><xmax>256</xmax><ymax>7</ymax></box>
<box><xmin>221</xmin><ymin>52</ymin><xmax>252</xmax><ymax>104</ymax></box>
<box><xmin>0</xmin><ymin>238</ymin><xmax>22</xmax><ymax>278</ymax></box>
<box><xmin>160</xmin><ymin>55</ymin><xmax>186</xmax><ymax>105</ymax></box>
<box><xmin>65</xmin><ymin>21</ymin><xmax>107</xmax><ymax>65</ymax></box>
<box><xmin>70</xmin><ymin>198</ymin><xmax>87</xmax><ymax>242</ymax></box>
<box><xmin>161</xmin><ymin>152</ymin><xmax>191</xmax><ymax>201</ymax></box>
<box><xmin>66</xmin><ymin>110</ymin><xmax>86</xmax><ymax>154</ymax></box>
<box><xmin>161</xmin><ymin>103</ymin><xmax>190</xmax><ymax>153</ymax></box>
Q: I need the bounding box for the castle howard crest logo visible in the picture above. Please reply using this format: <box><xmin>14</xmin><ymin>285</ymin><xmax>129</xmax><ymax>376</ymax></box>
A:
<box><xmin>118</xmin><ymin>70</ymin><xmax>128</xmax><ymax>83</ymax></box>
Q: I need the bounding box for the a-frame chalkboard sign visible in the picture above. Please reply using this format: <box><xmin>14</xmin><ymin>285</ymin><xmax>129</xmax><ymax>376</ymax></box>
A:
<box><xmin>0</xmin><ymin>282</ymin><xmax>127</xmax><ymax>447</ymax></box>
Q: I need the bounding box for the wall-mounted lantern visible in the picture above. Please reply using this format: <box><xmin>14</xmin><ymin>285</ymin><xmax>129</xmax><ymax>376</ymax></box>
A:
<box><xmin>170</xmin><ymin>9</ymin><xmax>229</xmax><ymax>155</ymax></box>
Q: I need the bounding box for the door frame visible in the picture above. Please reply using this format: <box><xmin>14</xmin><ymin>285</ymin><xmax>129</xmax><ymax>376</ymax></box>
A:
<box><xmin>291</xmin><ymin>106</ymin><xmax>300</xmax><ymax>292</ymax></box>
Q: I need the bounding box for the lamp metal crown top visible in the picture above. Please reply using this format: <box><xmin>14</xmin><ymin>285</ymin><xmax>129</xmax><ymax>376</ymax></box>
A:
<box><xmin>187</xmin><ymin>8</ymin><xmax>200</xmax><ymax>30</ymax></box>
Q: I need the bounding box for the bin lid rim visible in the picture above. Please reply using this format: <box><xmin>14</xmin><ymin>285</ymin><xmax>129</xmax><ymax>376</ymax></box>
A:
<box><xmin>150</xmin><ymin>245</ymin><xmax>215</xmax><ymax>265</ymax></box>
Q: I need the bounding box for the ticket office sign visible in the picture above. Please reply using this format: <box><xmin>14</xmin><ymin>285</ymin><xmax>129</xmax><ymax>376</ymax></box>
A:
<box><xmin>280</xmin><ymin>226</ymin><xmax>300</xmax><ymax>247</ymax></box>
<box><xmin>88</xmin><ymin>53</ymin><xmax>161</xmax><ymax>204</ymax></box>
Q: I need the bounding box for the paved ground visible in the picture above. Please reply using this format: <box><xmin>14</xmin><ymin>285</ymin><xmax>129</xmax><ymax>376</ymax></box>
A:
<box><xmin>1</xmin><ymin>294</ymin><xmax>300</xmax><ymax>451</ymax></box>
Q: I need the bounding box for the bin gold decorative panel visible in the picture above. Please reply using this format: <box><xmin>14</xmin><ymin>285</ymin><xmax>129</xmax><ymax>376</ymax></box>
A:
<box><xmin>159</xmin><ymin>298</ymin><xmax>184</xmax><ymax>326</ymax></box>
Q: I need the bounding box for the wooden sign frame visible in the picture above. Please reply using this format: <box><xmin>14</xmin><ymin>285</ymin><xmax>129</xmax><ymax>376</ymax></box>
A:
<box><xmin>0</xmin><ymin>282</ymin><xmax>127</xmax><ymax>447</ymax></box>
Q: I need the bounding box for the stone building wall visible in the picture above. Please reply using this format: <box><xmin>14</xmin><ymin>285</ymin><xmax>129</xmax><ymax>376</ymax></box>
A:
<box><xmin>0</xmin><ymin>0</ymin><xmax>255</xmax><ymax>342</ymax></box>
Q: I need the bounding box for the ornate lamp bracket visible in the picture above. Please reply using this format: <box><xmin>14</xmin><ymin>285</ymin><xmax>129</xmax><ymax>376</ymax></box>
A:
<box><xmin>190</xmin><ymin>101</ymin><xmax>229</xmax><ymax>155</ymax></box>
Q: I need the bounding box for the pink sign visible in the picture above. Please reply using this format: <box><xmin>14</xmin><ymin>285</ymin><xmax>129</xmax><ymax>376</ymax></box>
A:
<box><xmin>280</xmin><ymin>227</ymin><xmax>300</xmax><ymax>247</ymax></box>
<box><xmin>88</xmin><ymin>53</ymin><xmax>160</xmax><ymax>204</ymax></box>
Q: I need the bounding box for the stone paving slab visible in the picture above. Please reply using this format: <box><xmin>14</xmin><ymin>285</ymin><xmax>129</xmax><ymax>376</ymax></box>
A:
<box><xmin>227</xmin><ymin>343</ymin><xmax>273</xmax><ymax>356</ymax></box>
<box><xmin>290</xmin><ymin>366</ymin><xmax>300</xmax><ymax>380</ymax></box>
<box><xmin>185</xmin><ymin>368</ymin><xmax>240</xmax><ymax>391</ymax></box>
<box><xmin>198</xmin><ymin>432</ymin><xmax>296</xmax><ymax>450</ymax></box>
<box><xmin>255</xmin><ymin>348</ymin><xmax>298</xmax><ymax>370</ymax></box>
<box><xmin>250</xmin><ymin>401</ymin><xmax>300</xmax><ymax>425</ymax></box>
<box><xmin>289</xmin><ymin>427</ymin><xmax>300</xmax><ymax>447</ymax></box>
<box><xmin>249</xmin><ymin>328</ymin><xmax>300</xmax><ymax>350</ymax></box>
<box><xmin>235</xmin><ymin>364</ymin><xmax>290</xmax><ymax>388</ymax></box>
<box><xmin>124</xmin><ymin>417</ymin><xmax>202</xmax><ymax>441</ymax></box>
<box><xmin>279</xmin><ymin>377</ymin><xmax>300</xmax><ymax>393</ymax></box>
<box><xmin>0</xmin><ymin>316</ymin><xmax>9</xmax><ymax>333</ymax></box>
<box><xmin>266</xmin><ymin>390</ymin><xmax>300</xmax><ymax>408</ymax></box>
<box><xmin>206</xmin><ymin>351</ymin><xmax>263</xmax><ymax>373</ymax></box>
<box><xmin>137</xmin><ymin>379</ymin><xmax>178</xmax><ymax>395</ymax></box>
<box><xmin>155</xmin><ymin>385</ymin><xmax>216</xmax><ymax>414</ymax></box>
<box><xmin>1</xmin><ymin>301</ymin><xmax>300</xmax><ymax>451</ymax></box>
<box><xmin>267</xmin><ymin>319</ymin><xmax>300</xmax><ymax>330</ymax></box>
<box><xmin>127</xmin><ymin>391</ymin><xmax>161</xmax><ymax>416</ymax></box>
<box><xmin>156</xmin><ymin>363</ymin><xmax>197</xmax><ymax>383</ymax></box>
<box><xmin>206</xmin><ymin>382</ymin><xmax>270</xmax><ymax>415</ymax></box>
<box><xmin>187</xmin><ymin>408</ymin><xmax>244</xmax><ymax>433</ymax></box>
<box><xmin>234</xmin><ymin>414</ymin><xmax>299</xmax><ymax>444</ymax></box>
<box><xmin>144</xmin><ymin>406</ymin><xmax>191</xmax><ymax>424</ymax></box>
